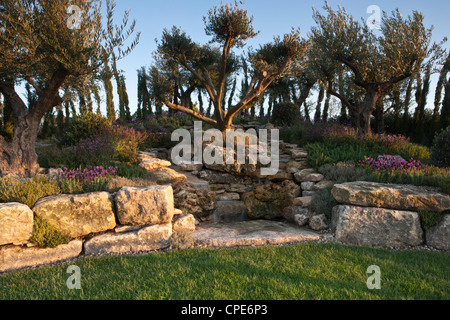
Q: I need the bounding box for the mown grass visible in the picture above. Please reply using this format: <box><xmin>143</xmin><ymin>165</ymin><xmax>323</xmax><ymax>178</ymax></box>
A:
<box><xmin>0</xmin><ymin>243</ymin><xmax>448</xmax><ymax>300</ymax></box>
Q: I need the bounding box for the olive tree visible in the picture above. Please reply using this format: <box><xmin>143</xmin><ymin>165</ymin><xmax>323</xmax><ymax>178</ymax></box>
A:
<box><xmin>0</xmin><ymin>0</ymin><xmax>139</xmax><ymax>176</ymax></box>
<box><xmin>151</xmin><ymin>2</ymin><xmax>308</xmax><ymax>131</ymax></box>
<box><xmin>309</xmin><ymin>4</ymin><xmax>445</xmax><ymax>135</ymax></box>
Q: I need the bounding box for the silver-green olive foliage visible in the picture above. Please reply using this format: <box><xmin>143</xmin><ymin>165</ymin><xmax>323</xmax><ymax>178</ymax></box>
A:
<box><xmin>309</xmin><ymin>3</ymin><xmax>446</xmax><ymax>134</ymax></box>
<box><xmin>0</xmin><ymin>0</ymin><xmax>139</xmax><ymax>176</ymax></box>
<box><xmin>153</xmin><ymin>2</ymin><xmax>308</xmax><ymax>131</ymax></box>
<box><xmin>0</xmin><ymin>0</ymin><xmax>139</xmax><ymax>82</ymax></box>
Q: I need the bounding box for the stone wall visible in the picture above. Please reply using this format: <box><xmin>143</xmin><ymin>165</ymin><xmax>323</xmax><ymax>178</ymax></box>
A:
<box><xmin>0</xmin><ymin>184</ymin><xmax>196</xmax><ymax>273</ymax></box>
<box><xmin>2</xmin><ymin>126</ymin><xmax>449</xmax><ymax>272</ymax></box>
<box><xmin>331</xmin><ymin>181</ymin><xmax>450</xmax><ymax>250</ymax></box>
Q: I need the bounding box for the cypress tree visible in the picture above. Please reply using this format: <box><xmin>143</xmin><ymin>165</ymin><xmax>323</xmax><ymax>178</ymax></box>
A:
<box><xmin>441</xmin><ymin>81</ymin><xmax>450</xmax><ymax>130</ymax></box>
<box><xmin>314</xmin><ymin>87</ymin><xmax>324</xmax><ymax>121</ymax></box>
<box><xmin>1</xmin><ymin>92</ymin><xmax>14</xmax><ymax>141</ymax></box>
<box><xmin>402</xmin><ymin>77</ymin><xmax>413</xmax><ymax>134</ymax></box>
<box><xmin>414</xmin><ymin>67</ymin><xmax>431</xmax><ymax>141</ymax></box>
<box><xmin>198</xmin><ymin>90</ymin><xmax>204</xmax><ymax>114</ymax></box>
<box><xmin>433</xmin><ymin>52</ymin><xmax>450</xmax><ymax>121</ymax></box>
<box><xmin>322</xmin><ymin>91</ymin><xmax>331</xmax><ymax>122</ymax></box>
<box><xmin>56</xmin><ymin>107</ymin><xmax>64</xmax><ymax>136</ymax></box>
<box><xmin>103</xmin><ymin>62</ymin><xmax>116</xmax><ymax>123</ymax></box>
<box><xmin>78</xmin><ymin>94</ymin><xmax>87</xmax><ymax>115</ymax></box>
<box><xmin>228</xmin><ymin>78</ymin><xmax>237</xmax><ymax>110</ymax></box>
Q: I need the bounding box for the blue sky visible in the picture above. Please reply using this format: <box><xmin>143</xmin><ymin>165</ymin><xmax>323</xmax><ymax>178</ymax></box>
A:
<box><xmin>109</xmin><ymin>0</ymin><xmax>450</xmax><ymax>115</ymax></box>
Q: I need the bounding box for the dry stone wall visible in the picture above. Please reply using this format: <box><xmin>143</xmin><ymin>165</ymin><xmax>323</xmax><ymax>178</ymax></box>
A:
<box><xmin>2</xmin><ymin>123</ymin><xmax>449</xmax><ymax>272</ymax></box>
<box><xmin>331</xmin><ymin>181</ymin><xmax>450</xmax><ymax>250</ymax></box>
<box><xmin>0</xmin><ymin>184</ymin><xmax>195</xmax><ymax>273</ymax></box>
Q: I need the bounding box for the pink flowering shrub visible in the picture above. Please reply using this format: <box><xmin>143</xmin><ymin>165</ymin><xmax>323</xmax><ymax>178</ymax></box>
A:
<box><xmin>111</xmin><ymin>125</ymin><xmax>148</xmax><ymax>164</ymax></box>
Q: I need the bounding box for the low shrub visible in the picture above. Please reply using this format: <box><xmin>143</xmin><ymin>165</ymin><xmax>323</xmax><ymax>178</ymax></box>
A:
<box><xmin>0</xmin><ymin>176</ymin><xmax>61</xmax><ymax>208</ymax></box>
<box><xmin>271</xmin><ymin>102</ymin><xmax>301</xmax><ymax>126</ymax></box>
<box><xmin>30</xmin><ymin>216</ymin><xmax>71</xmax><ymax>248</ymax></box>
<box><xmin>141</xmin><ymin>132</ymin><xmax>174</xmax><ymax>149</ymax></box>
<box><xmin>310</xmin><ymin>186</ymin><xmax>337</xmax><ymax>220</ymax></box>
<box><xmin>305</xmin><ymin>141</ymin><xmax>379</xmax><ymax>168</ymax></box>
<box><xmin>140</xmin><ymin>112</ymin><xmax>192</xmax><ymax>133</ymax></box>
<box><xmin>115</xmin><ymin>163</ymin><xmax>148</xmax><ymax>179</ymax></box>
<box><xmin>111</xmin><ymin>125</ymin><xmax>148</xmax><ymax>164</ymax></box>
<box><xmin>431</xmin><ymin>127</ymin><xmax>450</xmax><ymax>168</ymax></box>
<box><xmin>73</xmin><ymin>135</ymin><xmax>116</xmax><ymax>167</ymax></box>
<box><xmin>58</xmin><ymin>112</ymin><xmax>112</xmax><ymax>147</ymax></box>
<box><xmin>39</xmin><ymin>135</ymin><xmax>115</xmax><ymax>169</ymax></box>
<box><xmin>318</xmin><ymin>163</ymin><xmax>370</xmax><ymax>184</ymax></box>
<box><xmin>358</xmin><ymin>156</ymin><xmax>424</xmax><ymax>175</ymax></box>
<box><xmin>418</xmin><ymin>211</ymin><xmax>444</xmax><ymax>231</ymax></box>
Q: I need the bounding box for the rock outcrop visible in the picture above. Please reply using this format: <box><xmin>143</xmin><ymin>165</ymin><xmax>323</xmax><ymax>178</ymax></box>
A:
<box><xmin>331</xmin><ymin>205</ymin><xmax>423</xmax><ymax>248</ymax></box>
<box><xmin>332</xmin><ymin>181</ymin><xmax>450</xmax><ymax>212</ymax></box>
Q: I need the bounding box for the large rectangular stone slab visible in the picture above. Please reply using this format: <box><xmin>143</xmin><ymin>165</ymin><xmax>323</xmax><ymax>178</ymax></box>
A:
<box><xmin>33</xmin><ymin>192</ymin><xmax>116</xmax><ymax>238</ymax></box>
<box><xmin>0</xmin><ymin>203</ymin><xmax>34</xmax><ymax>246</ymax></box>
<box><xmin>426</xmin><ymin>214</ymin><xmax>450</xmax><ymax>251</ymax></box>
<box><xmin>0</xmin><ymin>240</ymin><xmax>82</xmax><ymax>272</ymax></box>
<box><xmin>84</xmin><ymin>223</ymin><xmax>172</xmax><ymax>255</ymax></box>
<box><xmin>193</xmin><ymin>220</ymin><xmax>323</xmax><ymax>248</ymax></box>
<box><xmin>115</xmin><ymin>185</ymin><xmax>174</xmax><ymax>226</ymax></box>
<box><xmin>332</xmin><ymin>181</ymin><xmax>450</xmax><ymax>212</ymax></box>
<box><xmin>331</xmin><ymin>205</ymin><xmax>423</xmax><ymax>248</ymax></box>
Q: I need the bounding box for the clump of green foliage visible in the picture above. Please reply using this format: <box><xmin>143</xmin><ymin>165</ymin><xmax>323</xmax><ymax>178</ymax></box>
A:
<box><xmin>367</xmin><ymin>165</ymin><xmax>450</xmax><ymax>195</ymax></box>
<box><xmin>305</xmin><ymin>141</ymin><xmax>380</xmax><ymax>168</ymax></box>
<box><xmin>114</xmin><ymin>162</ymin><xmax>148</xmax><ymax>179</ymax></box>
<box><xmin>418</xmin><ymin>211</ymin><xmax>444</xmax><ymax>231</ymax></box>
<box><xmin>111</xmin><ymin>125</ymin><xmax>148</xmax><ymax>164</ymax></box>
<box><xmin>431</xmin><ymin>127</ymin><xmax>450</xmax><ymax>168</ymax></box>
<box><xmin>0</xmin><ymin>176</ymin><xmax>61</xmax><ymax>208</ymax></box>
<box><xmin>318</xmin><ymin>163</ymin><xmax>370</xmax><ymax>184</ymax></box>
<box><xmin>310</xmin><ymin>186</ymin><xmax>337</xmax><ymax>220</ymax></box>
<box><xmin>0</xmin><ymin>167</ymin><xmax>119</xmax><ymax>207</ymax></box>
<box><xmin>29</xmin><ymin>216</ymin><xmax>71</xmax><ymax>248</ymax></box>
<box><xmin>271</xmin><ymin>102</ymin><xmax>301</xmax><ymax>126</ymax></box>
<box><xmin>58</xmin><ymin>112</ymin><xmax>112</xmax><ymax>147</ymax></box>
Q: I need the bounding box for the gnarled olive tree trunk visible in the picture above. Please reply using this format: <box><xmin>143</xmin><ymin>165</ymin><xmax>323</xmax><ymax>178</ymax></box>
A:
<box><xmin>0</xmin><ymin>115</ymin><xmax>41</xmax><ymax>176</ymax></box>
<box><xmin>0</xmin><ymin>68</ymin><xmax>68</xmax><ymax>177</ymax></box>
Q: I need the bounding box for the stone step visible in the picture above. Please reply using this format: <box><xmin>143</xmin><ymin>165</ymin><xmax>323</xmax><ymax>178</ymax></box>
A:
<box><xmin>193</xmin><ymin>220</ymin><xmax>328</xmax><ymax>248</ymax></box>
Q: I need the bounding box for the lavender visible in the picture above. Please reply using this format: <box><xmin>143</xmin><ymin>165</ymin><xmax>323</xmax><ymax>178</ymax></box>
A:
<box><xmin>358</xmin><ymin>155</ymin><xmax>424</xmax><ymax>174</ymax></box>
<box><xmin>75</xmin><ymin>136</ymin><xmax>116</xmax><ymax>167</ymax></box>
<box><xmin>58</xmin><ymin>166</ymin><xmax>118</xmax><ymax>185</ymax></box>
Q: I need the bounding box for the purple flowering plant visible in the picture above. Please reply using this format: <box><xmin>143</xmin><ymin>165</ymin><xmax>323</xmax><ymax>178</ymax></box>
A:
<box><xmin>357</xmin><ymin>155</ymin><xmax>428</xmax><ymax>182</ymax></box>
<box><xmin>57</xmin><ymin>165</ymin><xmax>118</xmax><ymax>193</ymax></box>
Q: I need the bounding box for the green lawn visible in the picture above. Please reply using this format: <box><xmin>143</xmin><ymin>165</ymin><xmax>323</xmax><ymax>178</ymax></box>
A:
<box><xmin>0</xmin><ymin>243</ymin><xmax>449</xmax><ymax>300</ymax></box>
